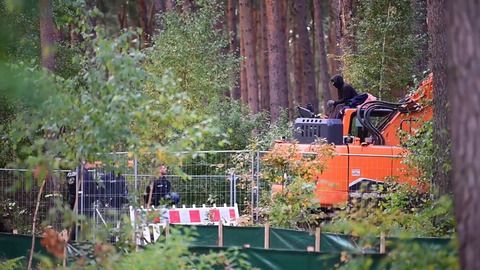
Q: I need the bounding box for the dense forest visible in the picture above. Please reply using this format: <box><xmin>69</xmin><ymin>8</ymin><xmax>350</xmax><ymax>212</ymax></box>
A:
<box><xmin>0</xmin><ymin>0</ymin><xmax>479</xmax><ymax>269</ymax></box>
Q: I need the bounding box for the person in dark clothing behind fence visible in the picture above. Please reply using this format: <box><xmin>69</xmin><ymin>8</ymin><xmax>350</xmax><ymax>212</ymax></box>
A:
<box><xmin>327</xmin><ymin>74</ymin><xmax>359</xmax><ymax>118</ymax></box>
<box><xmin>67</xmin><ymin>170</ymin><xmax>78</xmax><ymax>210</ymax></box>
<box><xmin>103</xmin><ymin>171</ymin><xmax>128</xmax><ymax>209</ymax></box>
<box><xmin>145</xmin><ymin>165</ymin><xmax>180</xmax><ymax>206</ymax></box>
<box><xmin>67</xmin><ymin>167</ymin><xmax>95</xmax><ymax>216</ymax></box>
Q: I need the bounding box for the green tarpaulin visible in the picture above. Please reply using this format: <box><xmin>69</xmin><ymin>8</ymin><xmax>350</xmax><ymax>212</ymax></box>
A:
<box><xmin>186</xmin><ymin>225</ymin><xmax>363</xmax><ymax>252</ymax></box>
<box><xmin>0</xmin><ymin>227</ymin><xmax>453</xmax><ymax>270</ymax></box>
<box><xmin>0</xmin><ymin>233</ymin><xmax>47</xmax><ymax>260</ymax></box>
<box><xmin>189</xmin><ymin>246</ymin><xmax>386</xmax><ymax>270</ymax></box>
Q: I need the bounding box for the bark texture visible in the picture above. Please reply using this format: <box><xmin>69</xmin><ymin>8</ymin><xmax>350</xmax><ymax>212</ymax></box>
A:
<box><xmin>39</xmin><ymin>0</ymin><xmax>56</xmax><ymax>71</ymax></box>
<box><xmin>412</xmin><ymin>0</ymin><xmax>428</xmax><ymax>76</ymax></box>
<box><xmin>339</xmin><ymin>0</ymin><xmax>356</xmax><ymax>55</ymax></box>
<box><xmin>428</xmin><ymin>0</ymin><xmax>451</xmax><ymax>195</ymax></box>
<box><xmin>227</xmin><ymin>0</ymin><xmax>241</xmax><ymax>99</ymax></box>
<box><xmin>240</xmin><ymin>27</ymin><xmax>248</xmax><ymax>104</ymax></box>
<box><xmin>327</xmin><ymin>0</ymin><xmax>342</xmax><ymax>83</ymax></box>
<box><xmin>239</xmin><ymin>0</ymin><xmax>259</xmax><ymax>113</ymax></box>
<box><xmin>294</xmin><ymin>0</ymin><xmax>318</xmax><ymax>111</ymax></box>
<box><xmin>313</xmin><ymin>0</ymin><xmax>332</xmax><ymax>113</ymax></box>
<box><xmin>165</xmin><ymin>0</ymin><xmax>176</xmax><ymax>11</ymax></box>
<box><xmin>446</xmin><ymin>1</ymin><xmax>480</xmax><ymax>269</ymax></box>
<box><xmin>258</xmin><ymin>1</ymin><xmax>270</xmax><ymax>112</ymax></box>
<box><xmin>266</xmin><ymin>0</ymin><xmax>289</xmax><ymax>121</ymax></box>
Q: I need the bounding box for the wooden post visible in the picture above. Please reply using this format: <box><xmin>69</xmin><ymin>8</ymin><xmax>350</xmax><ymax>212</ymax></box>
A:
<box><xmin>218</xmin><ymin>222</ymin><xmax>224</xmax><ymax>247</ymax></box>
<box><xmin>146</xmin><ymin>181</ymin><xmax>154</xmax><ymax>208</ymax></box>
<box><xmin>264</xmin><ymin>223</ymin><xmax>270</xmax><ymax>249</ymax></box>
<box><xmin>315</xmin><ymin>227</ymin><xmax>321</xmax><ymax>252</ymax></box>
<box><xmin>380</xmin><ymin>231</ymin><xmax>386</xmax><ymax>254</ymax></box>
<box><xmin>165</xmin><ymin>221</ymin><xmax>170</xmax><ymax>239</ymax></box>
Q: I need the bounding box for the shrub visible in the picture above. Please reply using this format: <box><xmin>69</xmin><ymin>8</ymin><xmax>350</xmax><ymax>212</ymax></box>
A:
<box><xmin>259</xmin><ymin>142</ymin><xmax>333</xmax><ymax>229</ymax></box>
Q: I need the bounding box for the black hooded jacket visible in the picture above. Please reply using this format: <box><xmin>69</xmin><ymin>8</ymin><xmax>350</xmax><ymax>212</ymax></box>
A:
<box><xmin>331</xmin><ymin>75</ymin><xmax>358</xmax><ymax>106</ymax></box>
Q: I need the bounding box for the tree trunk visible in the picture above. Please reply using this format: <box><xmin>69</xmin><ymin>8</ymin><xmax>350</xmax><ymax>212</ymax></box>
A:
<box><xmin>165</xmin><ymin>0</ymin><xmax>176</xmax><ymax>11</ymax></box>
<box><xmin>283</xmin><ymin>0</ymin><xmax>294</xmax><ymax>115</ymax></box>
<box><xmin>412</xmin><ymin>0</ymin><xmax>428</xmax><ymax>76</ymax></box>
<box><xmin>313</xmin><ymin>0</ymin><xmax>332</xmax><ymax>114</ymax></box>
<box><xmin>137</xmin><ymin>0</ymin><xmax>152</xmax><ymax>44</ymax></box>
<box><xmin>294</xmin><ymin>0</ymin><xmax>318</xmax><ymax>112</ymax></box>
<box><xmin>447</xmin><ymin>1</ymin><xmax>480</xmax><ymax>269</ymax></box>
<box><xmin>227</xmin><ymin>0</ymin><xmax>240</xmax><ymax>99</ymax></box>
<box><xmin>266</xmin><ymin>0</ymin><xmax>289</xmax><ymax>121</ymax></box>
<box><xmin>291</xmin><ymin>1</ymin><xmax>304</xmax><ymax>108</ymax></box>
<box><xmin>182</xmin><ymin>0</ymin><xmax>194</xmax><ymax>13</ymax></box>
<box><xmin>257</xmin><ymin>1</ymin><xmax>270</xmax><ymax>112</ymax></box>
<box><xmin>240</xmin><ymin>26</ymin><xmax>248</xmax><ymax>105</ymax></box>
<box><xmin>154</xmin><ymin>0</ymin><xmax>165</xmax><ymax>13</ymax></box>
<box><xmin>292</xmin><ymin>26</ymin><xmax>304</xmax><ymax>108</ymax></box>
<box><xmin>327</xmin><ymin>0</ymin><xmax>342</xmax><ymax>82</ymax></box>
<box><xmin>85</xmin><ymin>0</ymin><xmax>97</xmax><ymax>30</ymax></box>
<box><xmin>428</xmin><ymin>0</ymin><xmax>451</xmax><ymax>196</ymax></box>
<box><xmin>239</xmin><ymin>0</ymin><xmax>259</xmax><ymax>113</ymax></box>
<box><xmin>39</xmin><ymin>0</ymin><xmax>56</xmax><ymax>71</ymax></box>
<box><xmin>339</xmin><ymin>0</ymin><xmax>356</xmax><ymax>55</ymax></box>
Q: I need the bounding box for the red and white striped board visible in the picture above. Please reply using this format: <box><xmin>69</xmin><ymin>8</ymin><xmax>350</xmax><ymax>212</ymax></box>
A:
<box><xmin>166</xmin><ymin>204</ymin><xmax>239</xmax><ymax>225</ymax></box>
<box><xmin>129</xmin><ymin>204</ymin><xmax>240</xmax><ymax>245</ymax></box>
<box><xmin>130</xmin><ymin>204</ymin><xmax>239</xmax><ymax>226</ymax></box>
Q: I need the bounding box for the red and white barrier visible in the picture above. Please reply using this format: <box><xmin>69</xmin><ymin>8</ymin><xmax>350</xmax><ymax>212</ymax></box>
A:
<box><xmin>129</xmin><ymin>204</ymin><xmax>240</xmax><ymax>245</ymax></box>
<box><xmin>167</xmin><ymin>204</ymin><xmax>239</xmax><ymax>225</ymax></box>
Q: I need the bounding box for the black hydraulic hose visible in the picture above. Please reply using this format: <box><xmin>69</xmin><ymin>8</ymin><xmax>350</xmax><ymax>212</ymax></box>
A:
<box><xmin>357</xmin><ymin>100</ymin><xmax>406</xmax><ymax>145</ymax></box>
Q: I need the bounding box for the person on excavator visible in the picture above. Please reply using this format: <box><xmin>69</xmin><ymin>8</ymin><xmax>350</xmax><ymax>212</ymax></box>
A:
<box><xmin>327</xmin><ymin>74</ymin><xmax>359</xmax><ymax>118</ymax></box>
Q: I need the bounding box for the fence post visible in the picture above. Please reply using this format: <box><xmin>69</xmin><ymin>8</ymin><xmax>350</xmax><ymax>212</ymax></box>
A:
<box><xmin>165</xmin><ymin>221</ymin><xmax>170</xmax><ymax>239</ymax></box>
<box><xmin>315</xmin><ymin>227</ymin><xmax>321</xmax><ymax>252</ymax></box>
<box><xmin>74</xmin><ymin>165</ymin><xmax>80</xmax><ymax>241</ymax></box>
<box><xmin>233</xmin><ymin>173</ymin><xmax>237</xmax><ymax>206</ymax></box>
<box><xmin>380</xmin><ymin>232</ymin><xmax>386</xmax><ymax>254</ymax></box>
<box><xmin>250</xmin><ymin>152</ymin><xmax>255</xmax><ymax>222</ymax></box>
<box><xmin>264</xmin><ymin>223</ymin><xmax>270</xmax><ymax>249</ymax></box>
<box><xmin>134</xmin><ymin>156</ymin><xmax>138</xmax><ymax>195</ymax></box>
<box><xmin>229</xmin><ymin>173</ymin><xmax>233</xmax><ymax>206</ymax></box>
<box><xmin>255</xmin><ymin>151</ymin><xmax>260</xmax><ymax>222</ymax></box>
<box><xmin>218</xmin><ymin>222</ymin><xmax>223</xmax><ymax>247</ymax></box>
<box><xmin>79</xmin><ymin>163</ymin><xmax>86</xmax><ymax>240</ymax></box>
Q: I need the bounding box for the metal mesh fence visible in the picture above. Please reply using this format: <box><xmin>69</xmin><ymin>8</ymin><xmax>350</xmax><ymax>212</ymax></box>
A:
<box><xmin>0</xmin><ymin>150</ymin><xmax>263</xmax><ymax>235</ymax></box>
<box><xmin>0</xmin><ymin>169</ymin><xmax>69</xmax><ymax>233</ymax></box>
<box><xmin>133</xmin><ymin>151</ymin><xmax>258</xmax><ymax>213</ymax></box>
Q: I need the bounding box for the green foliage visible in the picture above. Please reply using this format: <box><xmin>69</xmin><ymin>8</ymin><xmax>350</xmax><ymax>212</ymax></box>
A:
<box><xmin>260</xmin><ymin>143</ymin><xmax>333</xmax><ymax>229</ymax></box>
<box><xmin>343</xmin><ymin>0</ymin><xmax>420</xmax><ymax>100</ymax></box>
<box><xmin>401</xmin><ymin>120</ymin><xmax>434</xmax><ymax>184</ymax></box>
<box><xmin>248</xmin><ymin>110</ymin><xmax>293</xmax><ymax>151</ymax></box>
<box><xmin>325</xmin><ymin>184</ymin><xmax>455</xmax><ymax>238</ymax></box>
<box><xmin>0</xmin><ymin>257</ymin><xmax>23</xmax><ymax>270</ymax></box>
<box><xmin>203</xmin><ymin>99</ymin><xmax>265</xmax><ymax>150</ymax></box>
<box><xmin>37</xmin><ymin>226</ymin><xmax>254</xmax><ymax>269</ymax></box>
<box><xmin>113</xmin><ymin>229</ymin><xmax>253</xmax><ymax>270</ymax></box>
<box><xmin>339</xmin><ymin>239</ymin><xmax>459</xmax><ymax>270</ymax></box>
<box><xmin>145</xmin><ymin>0</ymin><xmax>238</xmax><ymax>111</ymax></box>
<box><xmin>203</xmin><ymin>102</ymin><xmax>293</xmax><ymax>151</ymax></box>
<box><xmin>401</xmin><ymin>119</ymin><xmax>452</xmax><ymax>195</ymax></box>
<box><xmin>0</xmin><ymin>0</ymin><xmax>40</xmax><ymax>63</ymax></box>
<box><xmin>2</xmin><ymin>24</ymin><xmax>217</xmax><ymax>172</ymax></box>
<box><xmin>0</xmin><ymin>197</ymin><xmax>31</xmax><ymax>232</ymax></box>
<box><xmin>326</xmin><ymin>185</ymin><xmax>457</xmax><ymax>269</ymax></box>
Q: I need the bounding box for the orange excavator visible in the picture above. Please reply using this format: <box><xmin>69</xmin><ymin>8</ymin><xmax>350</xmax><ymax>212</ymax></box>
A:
<box><xmin>274</xmin><ymin>74</ymin><xmax>433</xmax><ymax>206</ymax></box>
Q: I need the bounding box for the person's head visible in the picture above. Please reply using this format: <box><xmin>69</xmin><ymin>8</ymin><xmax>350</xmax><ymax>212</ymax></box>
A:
<box><xmin>159</xmin><ymin>165</ymin><xmax>168</xmax><ymax>176</ymax></box>
<box><xmin>330</xmin><ymin>74</ymin><xmax>344</xmax><ymax>89</ymax></box>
